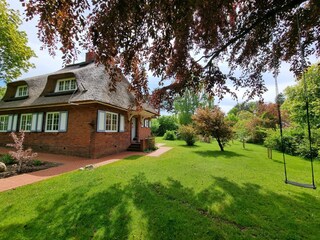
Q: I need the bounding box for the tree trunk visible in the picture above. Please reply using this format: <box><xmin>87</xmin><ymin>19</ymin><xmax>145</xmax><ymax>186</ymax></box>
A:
<box><xmin>18</xmin><ymin>160</ymin><xmax>22</xmax><ymax>173</ymax></box>
<box><xmin>242</xmin><ymin>139</ymin><xmax>245</xmax><ymax>149</ymax></box>
<box><xmin>217</xmin><ymin>138</ymin><xmax>224</xmax><ymax>151</ymax></box>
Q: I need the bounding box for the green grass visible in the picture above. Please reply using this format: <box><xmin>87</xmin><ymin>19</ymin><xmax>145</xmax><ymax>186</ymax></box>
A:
<box><xmin>0</xmin><ymin>139</ymin><xmax>319</xmax><ymax>239</ymax></box>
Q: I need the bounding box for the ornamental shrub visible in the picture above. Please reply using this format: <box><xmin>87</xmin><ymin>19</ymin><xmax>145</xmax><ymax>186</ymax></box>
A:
<box><xmin>163</xmin><ymin>130</ymin><xmax>176</xmax><ymax>140</ymax></box>
<box><xmin>1</xmin><ymin>154</ymin><xmax>15</xmax><ymax>165</ymax></box>
<box><xmin>178</xmin><ymin>125</ymin><xmax>197</xmax><ymax>146</ymax></box>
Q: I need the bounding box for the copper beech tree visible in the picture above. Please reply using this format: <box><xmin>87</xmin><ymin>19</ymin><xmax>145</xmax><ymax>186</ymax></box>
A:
<box><xmin>192</xmin><ymin>107</ymin><xmax>233</xmax><ymax>151</ymax></box>
<box><xmin>21</xmin><ymin>0</ymin><xmax>320</xmax><ymax>109</ymax></box>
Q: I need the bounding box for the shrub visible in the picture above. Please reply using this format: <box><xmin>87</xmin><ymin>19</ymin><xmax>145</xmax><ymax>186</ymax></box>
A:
<box><xmin>1</xmin><ymin>153</ymin><xmax>15</xmax><ymax>165</ymax></box>
<box><xmin>178</xmin><ymin>125</ymin><xmax>197</xmax><ymax>146</ymax></box>
<box><xmin>7</xmin><ymin>131</ymin><xmax>38</xmax><ymax>173</ymax></box>
<box><xmin>297</xmin><ymin>140</ymin><xmax>319</xmax><ymax>160</ymax></box>
<box><xmin>150</xmin><ymin>119</ymin><xmax>160</xmax><ymax>136</ymax></box>
<box><xmin>163</xmin><ymin>130</ymin><xmax>176</xmax><ymax>140</ymax></box>
<box><xmin>33</xmin><ymin>160</ymin><xmax>43</xmax><ymax>166</ymax></box>
<box><xmin>157</xmin><ymin>116</ymin><xmax>178</xmax><ymax>136</ymax></box>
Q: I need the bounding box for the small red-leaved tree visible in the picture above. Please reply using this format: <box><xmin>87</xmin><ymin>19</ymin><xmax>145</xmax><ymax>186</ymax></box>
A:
<box><xmin>7</xmin><ymin>131</ymin><xmax>37</xmax><ymax>173</ymax></box>
<box><xmin>193</xmin><ymin>107</ymin><xmax>233</xmax><ymax>151</ymax></box>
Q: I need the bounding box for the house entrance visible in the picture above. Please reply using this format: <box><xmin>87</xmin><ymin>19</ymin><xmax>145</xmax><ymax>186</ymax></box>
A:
<box><xmin>131</xmin><ymin>117</ymin><xmax>137</xmax><ymax>141</ymax></box>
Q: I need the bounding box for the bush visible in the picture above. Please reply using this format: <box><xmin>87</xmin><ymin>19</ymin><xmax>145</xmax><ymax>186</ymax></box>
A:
<box><xmin>157</xmin><ymin>116</ymin><xmax>178</xmax><ymax>136</ymax></box>
<box><xmin>163</xmin><ymin>130</ymin><xmax>176</xmax><ymax>140</ymax></box>
<box><xmin>297</xmin><ymin>140</ymin><xmax>319</xmax><ymax>160</ymax></box>
<box><xmin>178</xmin><ymin>125</ymin><xmax>197</xmax><ymax>146</ymax></box>
<box><xmin>33</xmin><ymin>160</ymin><xmax>43</xmax><ymax>166</ymax></box>
<box><xmin>1</xmin><ymin>154</ymin><xmax>15</xmax><ymax>165</ymax></box>
<box><xmin>150</xmin><ymin>119</ymin><xmax>160</xmax><ymax>136</ymax></box>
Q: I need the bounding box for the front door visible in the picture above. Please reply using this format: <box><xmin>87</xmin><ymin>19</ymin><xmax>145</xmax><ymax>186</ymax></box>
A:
<box><xmin>131</xmin><ymin>117</ymin><xmax>137</xmax><ymax>141</ymax></box>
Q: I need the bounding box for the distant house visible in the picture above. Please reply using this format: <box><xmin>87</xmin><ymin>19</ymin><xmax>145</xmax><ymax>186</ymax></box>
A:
<box><xmin>0</xmin><ymin>53</ymin><xmax>158</xmax><ymax>158</ymax></box>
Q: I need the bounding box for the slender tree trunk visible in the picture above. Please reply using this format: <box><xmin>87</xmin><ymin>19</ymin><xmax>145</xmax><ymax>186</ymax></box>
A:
<box><xmin>242</xmin><ymin>139</ymin><xmax>245</xmax><ymax>149</ymax></box>
<box><xmin>217</xmin><ymin>138</ymin><xmax>224</xmax><ymax>151</ymax></box>
<box><xmin>18</xmin><ymin>160</ymin><xmax>22</xmax><ymax>173</ymax></box>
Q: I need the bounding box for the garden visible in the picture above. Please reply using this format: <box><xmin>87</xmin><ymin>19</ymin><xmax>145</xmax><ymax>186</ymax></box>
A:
<box><xmin>0</xmin><ymin>138</ymin><xmax>319</xmax><ymax>239</ymax></box>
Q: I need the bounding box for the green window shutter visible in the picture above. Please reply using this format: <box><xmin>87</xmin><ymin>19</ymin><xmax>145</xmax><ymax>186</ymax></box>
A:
<box><xmin>31</xmin><ymin>113</ymin><xmax>38</xmax><ymax>132</ymax></box>
<box><xmin>97</xmin><ymin>110</ymin><xmax>106</xmax><ymax>132</ymax></box>
<box><xmin>12</xmin><ymin>114</ymin><xmax>18</xmax><ymax>132</ymax></box>
<box><xmin>7</xmin><ymin>115</ymin><xmax>13</xmax><ymax>132</ymax></box>
<box><xmin>37</xmin><ymin>113</ymin><xmax>43</xmax><ymax>132</ymax></box>
<box><xmin>119</xmin><ymin>114</ymin><xmax>125</xmax><ymax>132</ymax></box>
<box><xmin>59</xmin><ymin>111</ymin><xmax>68</xmax><ymax>132</ymax></box>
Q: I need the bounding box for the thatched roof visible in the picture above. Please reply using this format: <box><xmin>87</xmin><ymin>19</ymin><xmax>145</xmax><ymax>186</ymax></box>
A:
<box><xmin>0</xmin><ymin>62</ymin><xmax>157</xmax><ymax>115</ymax></box>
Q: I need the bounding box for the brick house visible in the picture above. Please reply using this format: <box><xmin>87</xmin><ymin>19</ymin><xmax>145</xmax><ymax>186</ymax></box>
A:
<box><xmin>0</xmin><ymin>54</ymin><xmax>158</xmax><ymax>158</ymax></box>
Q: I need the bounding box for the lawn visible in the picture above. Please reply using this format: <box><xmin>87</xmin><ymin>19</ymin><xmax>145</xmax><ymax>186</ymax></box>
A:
<box><xmin>0</xmin><ymin>139</ymin><xmax>319</xmax><ymax>240</ymax></box>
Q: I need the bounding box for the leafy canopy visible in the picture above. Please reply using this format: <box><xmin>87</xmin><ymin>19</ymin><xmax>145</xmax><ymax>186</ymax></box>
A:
<box><xmin>193</xmin><ymin>107</ymin><xmax>233</xmax><ymax>151</ymax></box>
<box><xmin>0</xmin><ymin>0</ymin><xmax>35</xmax><ymax>82</ymax></box>
<box><xmin>21</xmin><ymin>0</ymin><xmax>320</xmax><ymax>108</ymax></box>
<box><xmin>283</xmin><ymin>63</ymin><xmax>320</xmax><ymax>128</ymax></box>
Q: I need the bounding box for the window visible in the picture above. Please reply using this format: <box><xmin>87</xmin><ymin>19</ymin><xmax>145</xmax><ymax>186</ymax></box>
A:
<box><xmin>55</xmin><ymin>78</ymin><xmax>77</xmax><ymax>92</ymax></box>
<box><xmin>97</xmin><ymin>111</ymin><xmax>122</xmax><ymax>132</ymax></box>
<box><xmin>0</xmin><ymin>115</ymin><xmax>9</xmax><ymax>132</ymax></box>
<box><xmin>0</xmin><ymin>114</ymin><xmax>18</xmax><ymax>132</ymax></box>
<box><xmin>106</xmin><ymin>112</ymin><xmax>118</xmax><ymax>132</ymax></box>
<box><xmin>144</xmin><ymin>119</ymin><xmax>150</xmax><ymax>128</ymax></box>
<box><xmin>45</xmin><ymin>112</ymin><xmax>68</xmax><ymax>132</ymax></box>
<box><xmin>15</xmin><ymin>85</ymin><xmax>28</xmax><ymax>97</ymax></box>
<box><xmin>20</xmin><ymin>114</ymin><xmax>32</xmax><ymax>131</ymax></box>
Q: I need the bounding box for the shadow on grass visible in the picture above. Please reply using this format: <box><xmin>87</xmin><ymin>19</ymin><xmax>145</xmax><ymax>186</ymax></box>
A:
<box><xmin>194</xmin><ymin>150</ymin><xmax>244</xmax><ymax>158</ymax></box>
<box><xmin>1</xmin><ymin>174</ymin><xmax>319</xmax><ymax>239</ymax></box>
<box><xmin>123</xmin><ymin>155</ymin><xmax>144</xmax><ymax>160</ymax></box>
<box><xmin>179</xmin><ymin>144</ymin><xmax>200</xmax><ymax>148</ymax></box>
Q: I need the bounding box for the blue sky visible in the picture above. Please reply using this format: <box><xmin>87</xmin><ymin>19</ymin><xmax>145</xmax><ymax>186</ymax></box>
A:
<box><xmin>8</xmin><ymin>1</ymin><xmax>305</xmax><ymax>113</ymax></box>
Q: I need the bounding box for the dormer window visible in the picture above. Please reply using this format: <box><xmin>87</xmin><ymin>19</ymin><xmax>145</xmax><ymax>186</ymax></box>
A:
<box><xmin>15</xmin><ymin>85</ymin><xmax>28</xmax><ymax>97</ymax></box>
<box><xmin>55</xmin><ymin>78</ymin><xmax>77</xmax><ymax>92</ymax></box>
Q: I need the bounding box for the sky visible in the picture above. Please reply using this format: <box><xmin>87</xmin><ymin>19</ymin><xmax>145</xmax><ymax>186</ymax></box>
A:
<box><xmin>7</xmin><ymin>1</ymin><xmax>308</xmax><ymax>114</ymax></box>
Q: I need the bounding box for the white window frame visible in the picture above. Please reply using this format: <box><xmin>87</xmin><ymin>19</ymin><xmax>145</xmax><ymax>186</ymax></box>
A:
<box><xmin>15</xmin><ymin>85</ymin><xmax>28</xmax><ymax>97</ymax></box>
<box><xmin>0</xmin><ymin>115</ymin><xmax>9</xmax><ymax>132</ymax></box>
<box><xmin>105</xmin><ymin>111</ymin><xmax>118</xmax><ymax>132</ymax></box>
<box><xmin>97</xmin><ymin>111</ymin><xmax>121</xmax><ymax>132</ymax></box>
<box><xmin>20</xmin><ymin>114</ymin><xmax>33</xmax><ymax>132</ymax></box>
<box><xmin>45</xmin><ymin>112</ymin><xmax>60</xmax><ymax>132</ymax></box>
<box><xmin>144</xmin><ymin>119</ymin><xmax>150</xmax><ymax>128</ymax></box>
<box><xmin>55</xmin><ymin>78</ymin><xmax>77</xmax><ymax>92</ymax></box>
<box><xmin>45</xmin><ymin>112</ymin><xmax>68</xmax><ymax>132</ymax></box>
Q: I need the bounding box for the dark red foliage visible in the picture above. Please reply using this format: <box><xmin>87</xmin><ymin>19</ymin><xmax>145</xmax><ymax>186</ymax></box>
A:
<box><xmin>21</xmin><ymin>0</ymin><xmax>320</xmax><ymax>110</ymax></box>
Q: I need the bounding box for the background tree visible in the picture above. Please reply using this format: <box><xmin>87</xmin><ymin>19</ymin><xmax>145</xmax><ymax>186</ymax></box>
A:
<box><xmin>151</xmin><ymin>115</ymin><xmax>178</xmax><ymax>136</ymax></box>
<box><xmin>282</xmin><ymin>63</ymin><xmax>320</xmax><ymax>128</ymax></box>
<box><xmin>173</xmin><ymin>90</ymin><xmax>214</xmax><ymax>125</ymax></box>
<box><xmin>193</xmin><ymin>107</ymin><xmax>233</xmax><ymax>151</ymax></box>
<box><xmin>0</xmin><ymin>86</ymin><xmax>5</xmax><ymax>99</ymax></box>
<box><xmin>21</xmin><ymin>0</ymin><xmax>320</xmax><ymax>109</ymax></box>
<box><xmin>173</xmin><ymin>90</ymin><xmax>201</xmax><ymax>125</ymax></box>
<box><xmin>0</xmin><ymin>0</ymin><xmax>35</xmax><ymax>82</ymax></box>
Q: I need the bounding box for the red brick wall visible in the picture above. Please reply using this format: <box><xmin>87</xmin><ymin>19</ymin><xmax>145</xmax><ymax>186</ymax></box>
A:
<box><xmin>0</xmin><ymin>104</ymin><xmax>153</xmax><ymax>158</ymax></box>
<box><xmin>93</xmin><ymin>105</ymin><xmax>131</xmax><ymax>158</ymax></box>
<box><xmin>137</xmin><ymin>117</ymin><xmax>152</xmax><ymax>140</ymax></box>
<box><xmin>0</xmin><ymin>105</ymin><xmax>95</xmax><ymax>158</ymax></box>
<box><xmin>0</xmin><ymin>104</ymin><xmax>132</xmax><ymax>158</ymax></box>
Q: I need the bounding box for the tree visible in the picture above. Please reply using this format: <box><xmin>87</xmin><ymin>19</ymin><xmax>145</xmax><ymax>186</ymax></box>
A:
<box><xmin>152</xmin><ymin>115</ymin><xmax>178</xmax><ymax>136</ymax></box>
<box><xmin>192</xmin><ymin>107</ymin><xmax>233</xmax><ymax>151</ymax></box>
<box><xmin>0</xmin><ymin>86</ymin><xmax>5</xmax><ymax>99</ymax></box>
<box><xmin>283</xmin><ymin>63</ymin><xmax>320</xmax><ymax>128</ymax></box>
<box><xmin>21</xmin><ymin>0</ymin><xmax>320</xmax><ymax>109</ymax></box>
<box><xmin>173</xmin><ymin>89</ymin><xmax>214</xmax><ymax>125</ymax></box>
<box><xmin>0</xmin><ymin>0</ymin><xmax>35</xmax><ymax>82</ymax></box>
<box><xmin>173</xmin><ymin>90</ymin><xmax>201</xmax><ymax>125</ymax></box>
